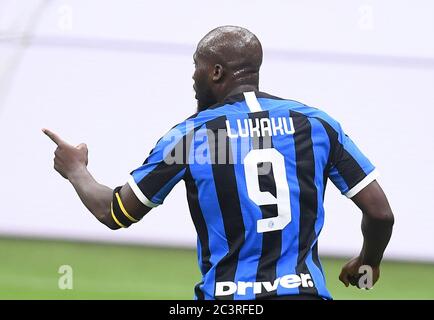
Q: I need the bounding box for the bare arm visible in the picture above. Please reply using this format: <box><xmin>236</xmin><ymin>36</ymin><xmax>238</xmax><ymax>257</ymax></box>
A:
<box><xmin>43</xmin><ymin>129</ymin><xmax>151</xmax><ymax>230</ymax></box>
<box><xmin>353</xmin><ymin>181</ymin><xmax>394</xmax><ymax>266</ymax></box>
<box><xmin>339</xmin><ymin>180</ymin><xmax>394</xmax><ymax>288</ymax></box>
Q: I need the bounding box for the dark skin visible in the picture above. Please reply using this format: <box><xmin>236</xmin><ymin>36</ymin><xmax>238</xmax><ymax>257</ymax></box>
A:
<box><xmin>44</xmin><ymin>26</ymin><xmax>394</xmax><ymax>290</ymax></box>
<box><xmin>193</xmin><ymin>26</ymin><xmax>263</xmax><ymax>111</ymax></box>
<box><xmin>341</xmin><ymin>182</ymin><xmax>394</xmax><ymax>287</ymax></box>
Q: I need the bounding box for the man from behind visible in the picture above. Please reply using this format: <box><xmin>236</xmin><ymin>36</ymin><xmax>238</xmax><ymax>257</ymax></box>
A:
<box><xmin>44</xmin><ymin>26</ymin><xmax>394</xmax><ymax>300</ymax></box>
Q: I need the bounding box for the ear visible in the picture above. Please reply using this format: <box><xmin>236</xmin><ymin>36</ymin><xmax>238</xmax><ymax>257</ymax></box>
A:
<box><xmin>212</xmin><ymin>64</ymin><xmax>223</xmax><ymax>82</ymax></box>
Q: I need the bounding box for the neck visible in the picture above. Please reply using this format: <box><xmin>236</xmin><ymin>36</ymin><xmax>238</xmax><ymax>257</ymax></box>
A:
<box><xmin>220</xmin><ymin>84</ymin><xmax>259</xmax><ymax>101</ymax></box>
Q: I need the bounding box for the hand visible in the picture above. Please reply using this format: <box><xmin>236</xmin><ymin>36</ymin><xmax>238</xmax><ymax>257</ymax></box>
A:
<box><xmin>43</xmin><ymin>128</ymin><xmax>88</xmax><ymax>179</ymax></box>
<box><xmin>339</xmin><ymin>256</ymin><xmax>380</xmax><ymax>289</ymax></box>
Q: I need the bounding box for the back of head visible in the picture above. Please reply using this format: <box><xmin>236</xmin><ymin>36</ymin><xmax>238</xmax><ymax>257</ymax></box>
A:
<box><xmin>193</xmin><ymin>26</ymin><xmax>263</xmax><ymax>110</ymax></box>
<box><xmin>196</xmin><ymin>26</ymin><xmax>263</xmax><ymax>82</ymax></box>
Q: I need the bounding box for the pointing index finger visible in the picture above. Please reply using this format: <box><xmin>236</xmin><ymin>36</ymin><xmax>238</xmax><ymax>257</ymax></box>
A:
<box><xmin>42</xmin><ymin>128</ymin><xmax>67</xmax><ymax>146</ymax></box>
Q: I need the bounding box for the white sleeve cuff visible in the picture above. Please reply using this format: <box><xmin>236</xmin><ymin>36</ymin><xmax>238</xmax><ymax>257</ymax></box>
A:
<box><xmin>345</xmin><ymin>169</ymin><xmax>379</xmax><ymax>198</ymax></box>
<box><xmin>127</xmin><ymin>176</ymin><xmax>160</xmax><ymax>208</ymax></box>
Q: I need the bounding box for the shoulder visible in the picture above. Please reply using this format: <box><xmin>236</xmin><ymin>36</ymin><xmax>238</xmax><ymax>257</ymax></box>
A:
<box><xmin>281</xmin><ymin>100</ymin><xmax>342</xmax><ymax>134</ymax></box>
<box><xmin>256</xmin><ymin>92</ymin><xmax>341</xmax><ymax>128</ymax></box>
<box><xmin>157</xmin><ymin>107</ymin><xmax>230</xmax><ymax>145</ymax></box>
<box><xmin>181</xmin><ymin>102</ymin><xmax>246</xmax><ymax>128</ymax></box>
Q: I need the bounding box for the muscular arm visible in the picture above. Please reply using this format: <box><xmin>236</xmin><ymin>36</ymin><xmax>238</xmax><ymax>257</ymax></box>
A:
<box><xmin>339</xmin><ymin>180</ymin><xmax>394</xmax><ymax>288</ymax></box>
<box><xmin>43</xmin><ymin>129</ymin><xmax>151</xmax><ymax>230</ymax></box>
<box><xmin>352</xmin><ymin>181</ymin><xmax>394</xmax><ymax>266</ymax></box>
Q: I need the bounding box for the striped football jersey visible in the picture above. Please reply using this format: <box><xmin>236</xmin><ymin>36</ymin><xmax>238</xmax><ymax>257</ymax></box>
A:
<box><xmin>128</xmin><ymin>91</ymin><xmax>378</xmax><ymax>300</ymax></box>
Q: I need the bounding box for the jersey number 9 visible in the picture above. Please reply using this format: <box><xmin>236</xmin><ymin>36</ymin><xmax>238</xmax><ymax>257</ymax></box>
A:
<box><xmin>244</xmin><ymin>148</ymin><xmax>292</xmax><ymax>233</ymax></box>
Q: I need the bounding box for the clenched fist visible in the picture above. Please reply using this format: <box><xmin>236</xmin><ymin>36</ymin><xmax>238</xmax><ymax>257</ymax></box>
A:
<box><xmin>339</xmin><ymin>255</ymin><xmax>380</xmax><ymax>289</ymax></box>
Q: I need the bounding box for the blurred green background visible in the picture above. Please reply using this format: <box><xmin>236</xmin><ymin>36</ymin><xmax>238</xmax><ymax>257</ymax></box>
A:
<box><xmin>0</xmin><ymin>237</ymin><xmax>432</xmax><ymax>300</ymax></box>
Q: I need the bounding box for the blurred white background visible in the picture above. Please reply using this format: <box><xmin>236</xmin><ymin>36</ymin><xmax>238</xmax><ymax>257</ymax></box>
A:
<box><xmin>0</xmin><ymin>0</ymin><xmax>433</xmax><ymax>261</ymax></box>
